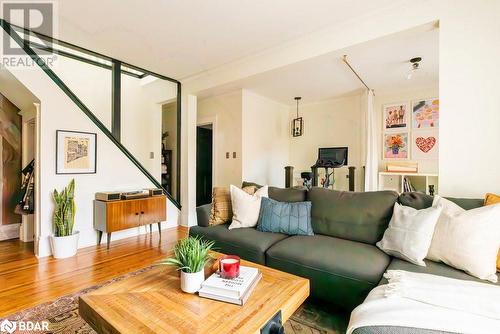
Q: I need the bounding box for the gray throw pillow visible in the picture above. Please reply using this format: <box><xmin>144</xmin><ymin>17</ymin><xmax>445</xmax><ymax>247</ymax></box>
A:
<box><xmin>257</xmin><ymin>197</ymin><xmax>313</xmax><ymax>236</ymax></box>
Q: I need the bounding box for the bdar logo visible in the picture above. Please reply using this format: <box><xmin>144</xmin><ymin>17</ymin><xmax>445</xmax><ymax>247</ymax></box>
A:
<box><xmin>0</xmin><ymin>319</ymin><xmax>16</xmax><ymax>334</ymax></box>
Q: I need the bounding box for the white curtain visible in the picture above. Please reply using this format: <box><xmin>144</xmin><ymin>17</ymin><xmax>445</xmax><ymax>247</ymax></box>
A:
<box><xmin>364</xmin><ymin>89</ymin><xmax>378</xmax><ymax>191</ymax></box>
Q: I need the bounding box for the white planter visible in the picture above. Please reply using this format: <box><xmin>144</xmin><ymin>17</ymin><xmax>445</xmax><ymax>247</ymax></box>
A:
<box><xmin>180</xmin><ymin>270</ymin><xmax>205</xmax><ymax>293</ymax></box>
<box><xmin>50</xmin><ymin>231</ymin><xmax>79</xmax><ymax>259</ymax></box>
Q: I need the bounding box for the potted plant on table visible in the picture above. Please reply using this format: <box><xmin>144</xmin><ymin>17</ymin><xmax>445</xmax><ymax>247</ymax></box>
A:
<box><xmin>158</xmin><ymin>236</ymin><xmax>215</xmax><ymax>293</ymax></box>
<box><xmin>50</xmin><ymin>179</ymin><xmax>79</xmax><ymax>259</ymax></box>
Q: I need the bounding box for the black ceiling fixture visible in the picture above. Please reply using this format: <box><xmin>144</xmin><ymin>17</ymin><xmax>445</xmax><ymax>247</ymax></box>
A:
<box><xmin>292</xmin><ymin>96</ymin><xmax>303</xmax><ymax>137</ymax></box>
<box><xmin>407</xmin><ymin>57</ymin><xmax>422</xmax><ymax>79</ymax></box>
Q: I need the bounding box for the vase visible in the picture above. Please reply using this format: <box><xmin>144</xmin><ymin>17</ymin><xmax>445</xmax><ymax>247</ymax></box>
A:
<box><xmin>392</xmin><ymin>146</ymin><xmax>399</xmax><ymax>155</ymax></box>
<box><xmin>180</xmin><ymin>270</ymin><xmax>205</xmax><ymax>293</ymax></box>
<box><xmin>50</xmin><ymin>231</ymin><xmax>79</xmax><ymax>259</ymax></box>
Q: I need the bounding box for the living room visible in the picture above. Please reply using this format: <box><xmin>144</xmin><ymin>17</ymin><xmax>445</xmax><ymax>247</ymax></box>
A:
<box><xmin>0</xmin><ymin>1</ymin><xmax>499</xmax><ymax>334</ymax></box>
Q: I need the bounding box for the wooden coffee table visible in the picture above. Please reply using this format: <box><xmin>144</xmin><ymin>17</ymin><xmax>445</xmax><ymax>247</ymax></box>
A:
<box><xmin>79</xmin><ymin>255</ymin><xmax>309</xmax><ymax>333</ymax></box>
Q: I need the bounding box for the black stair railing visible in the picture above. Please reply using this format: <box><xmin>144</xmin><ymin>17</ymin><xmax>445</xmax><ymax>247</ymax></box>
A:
<box><xmin>0</xmin><ymin>19</ymin><xmax>181</xmax><ymax>209</ymax></box>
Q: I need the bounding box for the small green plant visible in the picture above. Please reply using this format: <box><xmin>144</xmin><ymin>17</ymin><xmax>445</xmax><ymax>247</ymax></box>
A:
<box><xmin>52</xmin><ymin>179</ymin><xmax>76</xmax><ymax>237</ymax></box>
<box><xmin>158</xmin><ymin>236</ymin><xmax>215</xmax><ymax>273</ymax></box>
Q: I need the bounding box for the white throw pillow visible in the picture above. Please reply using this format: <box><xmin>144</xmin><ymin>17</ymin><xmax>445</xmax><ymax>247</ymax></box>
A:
<box><xmin>427</xmin><ymin>196</ymin><xmax>500</xmax><ymax>282</ymax></box>
<box><xmin>228</xmin><ymin>185</ymin><xmax>268</xmax><ymax>229</ymax></box>
<box><xmin>377</xmin><ymin>202</ymin><xmax>442</xmax><ymax>266</ymax></box>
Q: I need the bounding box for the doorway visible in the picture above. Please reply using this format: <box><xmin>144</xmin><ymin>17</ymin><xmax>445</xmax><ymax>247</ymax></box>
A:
<box><xmin>196</xmin><ymin>124</ymin><xmax>213</xmax><ymax>206</ymax></box>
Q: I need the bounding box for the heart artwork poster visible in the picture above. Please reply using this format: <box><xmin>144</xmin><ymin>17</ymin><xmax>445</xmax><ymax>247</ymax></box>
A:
<box><xmin>412</xmin><ymin>130</ymin><xmax>438</xmax><ymax>160</ymax></box>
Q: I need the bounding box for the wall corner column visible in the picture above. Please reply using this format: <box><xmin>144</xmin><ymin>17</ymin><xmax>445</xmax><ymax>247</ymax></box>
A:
<box><xmin>180</xmin><ymin>93</ymin><xmax>197</xmax><ymax>227</ymax></box>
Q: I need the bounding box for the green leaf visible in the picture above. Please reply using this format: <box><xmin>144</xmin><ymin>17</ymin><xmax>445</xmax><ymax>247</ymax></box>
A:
<box><xmin>155</xmin><ymin>236</ymin><xmax>215</xmax><ymax>273</ymax></box>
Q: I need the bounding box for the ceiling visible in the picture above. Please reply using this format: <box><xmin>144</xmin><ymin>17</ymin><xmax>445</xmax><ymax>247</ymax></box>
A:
<box><xmin>198</xmin><ymin>23</ymin><xmax>439</xmax><ymax>104</ymax></box>
<box><xmin>0</xmin><ymin>69</ymin><xmax>39</xmax><ymax>112</ymax></box>
<box><xmin>48</xmin><ymin>0</ymin><xmax>403</xmax><ymax>79</ymax></box>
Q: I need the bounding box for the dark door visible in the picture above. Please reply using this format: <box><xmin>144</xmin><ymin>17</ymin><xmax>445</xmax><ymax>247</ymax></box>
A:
<box><xmin>196</xmin><ymin>126</ymin><xmax>213</xmax><ymax>206</ymax></box>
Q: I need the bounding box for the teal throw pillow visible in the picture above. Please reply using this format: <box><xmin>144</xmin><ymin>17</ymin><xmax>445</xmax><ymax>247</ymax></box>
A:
<box><xmin>257</xmin><ymin>197</ymin><xmax>313</xmax><ymax>236</ymax></box>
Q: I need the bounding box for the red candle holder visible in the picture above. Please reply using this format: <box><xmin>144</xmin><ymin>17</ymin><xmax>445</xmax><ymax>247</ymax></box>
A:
<box><xmin>219</xmin><ymin>255</ymin><xmax>240</xmax><ymax>279</ymax></box>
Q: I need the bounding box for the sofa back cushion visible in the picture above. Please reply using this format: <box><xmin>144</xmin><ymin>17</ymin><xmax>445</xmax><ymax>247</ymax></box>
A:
<box><xmin>308</xmin><ymin>188</ymin><xmax>398</xmax><ymax>244</ymax></box>
<box><xmin>399</xmin><ymin>192</ymin><xmax>483</xmax><ymax>210</ymax></box>
<box><xmin>241</xmin><ymin>181</ymin><xmax>307</xmax><ymax>203</ymax></box>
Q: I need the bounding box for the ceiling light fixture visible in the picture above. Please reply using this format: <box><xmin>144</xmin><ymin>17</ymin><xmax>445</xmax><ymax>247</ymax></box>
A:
<box><xmin>292</xmin><ymin>97</ymin><xmax>303</xmax><ymax>137</ymax></box>
<box><xmin>407</xmin><ymin>57</ymin><xmax>422</xmax><ymax>80</ymax></box>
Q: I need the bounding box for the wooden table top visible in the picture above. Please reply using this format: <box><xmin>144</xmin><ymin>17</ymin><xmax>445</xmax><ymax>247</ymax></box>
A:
<box><xmin>79</xmin><ymin>256</ymin><xmax>310</xmax><ymax>334</ymax></box>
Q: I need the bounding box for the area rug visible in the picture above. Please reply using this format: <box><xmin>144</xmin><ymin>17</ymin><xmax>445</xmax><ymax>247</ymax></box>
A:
<box><xmin>1</xmin><ymin>266</ymin><xmax>346</xmax><ymax>334</ymax></box>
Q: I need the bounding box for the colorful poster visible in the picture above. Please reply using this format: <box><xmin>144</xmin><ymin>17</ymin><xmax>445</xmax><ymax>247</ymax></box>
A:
<box><xmin>383</xmin><ymin>132</ymin><xmax>409</xmax><ymax>160</ymax></box>
<box><xmin>384</xmin><ymin>103</ymin><xmax>408</xmax><ymax>130</ymax></box>
<box><xmin>412</xmin><ymin>99</ymin><xmax>439</xmax><ymax>129</ymax></box>
<box><xmin>412</xmin><ymin>130</ymin><xmax>439</xmax><ymax>160</ymax></box>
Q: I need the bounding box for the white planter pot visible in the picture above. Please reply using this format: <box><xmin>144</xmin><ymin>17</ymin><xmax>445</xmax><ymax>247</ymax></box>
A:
<box><xmin>180</xmin><ymin>270</ymin><xmax>205</xmax><ymax>293</ymax></box>
<box><xmin>50</xmin><ymin>231</ymin><xmax>79</xmax><ymax>259</ymax></box>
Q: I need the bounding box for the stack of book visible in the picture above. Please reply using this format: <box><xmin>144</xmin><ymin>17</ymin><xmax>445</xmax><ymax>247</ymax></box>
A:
<box><xmin>386</xmin><ymin>162</ymin><xmax>418</xmax><ymax>173</ymax></box>
<box><xmin>403</xmin><ymin>177</ymin><xmax>416</xmax><ymax>192</ymax></box>
<box><xmin>198</xmin><ymin>266</ymin><xmax>262</xmax><ymax>305</ymax></box>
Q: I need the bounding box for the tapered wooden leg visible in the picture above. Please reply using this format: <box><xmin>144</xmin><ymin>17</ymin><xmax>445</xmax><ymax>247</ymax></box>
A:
<box><xmin>149</xmin><ymin>224</ymin><xmax>152</xmax><ymax>234</ymax></box>
<box><xmin>97</xmin><ymin>230</ymin><xmax>103</xmax><ymax>245</ymax></box>
<box><xmin>157</xmin><ymin>222</ymin><xmax>161</xmax><ymax>240</ymax></box>
<box><xmin>107</xmin><ymin>233</ymin><xmax>111</xmax><ymax>249</ymax></box>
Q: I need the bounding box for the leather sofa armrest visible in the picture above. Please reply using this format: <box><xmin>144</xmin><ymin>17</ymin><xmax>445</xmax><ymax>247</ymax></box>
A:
<box><xmin>196</xmin><ymin>204</ymin><xmax>212</xmax><ymax>227</ymax></box>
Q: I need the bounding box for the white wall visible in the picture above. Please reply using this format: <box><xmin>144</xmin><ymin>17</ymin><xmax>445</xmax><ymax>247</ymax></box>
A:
<box><xmin>288</xmin><ymin>94</ymin><xmax>365</xmax><ymax>191</ymax></box>
<box><xmin>438</xmin><ymin>1</ymin><xmax>500</xmax><ymax>198</ymax></box>
<box><xmin>2</xmin><ymin>32</ymin><xmax>180</xmax><ymax>257</ymax></box>
<box><xmin>53</xmin><ymin>56</ymin><xmax>112</xmax><ymax>129</ymax></box>
<box><xmin>121</xmin><ymin>76</ymin><xmax>177</xmax><ymax>180</ymax></box>
<box><xmin>185</xmin><ymin>0</ymin><xmax>500</xmax><ymax>199</ymax></box>
<box><xmin>241</xmin><ymin>90</ymin><xmax>290</xmax><ymax>187</ymax></box>
<box><xmin>197</xmin><ymin>90</ymin><xmax>242</xmax><ymax>187</ymax></box>
<box><xmin>374</xmin><ymin>85</ymin><xmax>439</xmax><ymax>174</ymax></box>
<box><xmin>51</xmin><ymin>56</ymin><xmax>178</xmax><ymax>181</ymax></box>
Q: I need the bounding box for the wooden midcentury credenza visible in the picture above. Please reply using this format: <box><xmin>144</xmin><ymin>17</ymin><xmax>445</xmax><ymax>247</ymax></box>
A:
<box><xmin>94</xmin><ymin>195</ymin><xmax>167</xmax><ymax>249</ymax></box>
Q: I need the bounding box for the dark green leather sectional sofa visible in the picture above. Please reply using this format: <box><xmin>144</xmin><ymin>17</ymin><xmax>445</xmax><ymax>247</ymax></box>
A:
<box><xmin>189</xmin><ymin>186</ymin><xmax>498</xmax><ymax>316</ymax></box>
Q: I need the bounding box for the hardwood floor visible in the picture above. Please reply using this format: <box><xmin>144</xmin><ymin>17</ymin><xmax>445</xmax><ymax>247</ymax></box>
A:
<box><xmin>0</xmin><ymin>226</ymin><xmax>188</xmax><ymax>317</ymax></box>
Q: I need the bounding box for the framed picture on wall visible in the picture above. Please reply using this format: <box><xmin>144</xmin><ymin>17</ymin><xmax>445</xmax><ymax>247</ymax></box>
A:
<box><xmin>412</xmin><ymin>98</ymin><xmax>439</xmax><ymax>129</ymax></box>
<box><xmin>56</xmin><ymin>130</ymin><xmax>97</xmax><ymax>174</ymax></box>
<box><xmin>412</xmin><ymin>129</ymin><xmax>439</xmax><ymax>160</ymax></box>
<box><xmin>383</xmin><ymin>132</ymin><xmax>409</xmax><ymax>160</ymax></box>
<box><xmin>383</xmin><ymin>102</ymin><xmax>409</xmax><ymax>131</ymax></box>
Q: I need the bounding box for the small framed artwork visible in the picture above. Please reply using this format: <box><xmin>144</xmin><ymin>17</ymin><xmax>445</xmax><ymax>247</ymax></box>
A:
<box><xmin>383</xmin><ymin>132</ymin><xmax>409</xmax><ymax>160</ymax></box>
<box><xmin>383</xmin><ymin>102</ymin><xmax>409</xmax><ymax>131</ymax></box>
<box><xmin>56</xmin><ymin>130</ymin><xmax>97</xmax><ymax>174</ymax></box>
<box><xmin>412</xmin><ymin>98</ymin><xmax>439</xmax><ymax>129</ymax></box>
<box><xmin>412</xmin><ymin>129</ymin><xmax>438</xmax><ymax>160</ymax></box>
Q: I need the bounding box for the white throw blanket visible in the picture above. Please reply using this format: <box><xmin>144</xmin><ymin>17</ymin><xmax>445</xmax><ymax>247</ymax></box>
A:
<box><xmin>347</xmin><ymin>270</ymin><xmax>500</xmax><ymax>334</ymax></box>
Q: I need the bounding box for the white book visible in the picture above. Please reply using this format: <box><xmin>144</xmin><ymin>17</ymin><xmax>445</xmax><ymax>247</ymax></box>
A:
<box><xmin>199</xmin><ymin>266</ymin><xmax>259</xmax><ymax>299</ymax></box>
<box><xmin>199</xmin><ymin>272</ymin><xmax>262</xmax><ymax>306</ymax></box>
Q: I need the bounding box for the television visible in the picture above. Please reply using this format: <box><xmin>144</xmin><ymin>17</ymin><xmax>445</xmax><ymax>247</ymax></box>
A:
<box><xmin>317</xmin><ymin>147</ymin><xmax>348</xmax><ymax>166</ymax></box>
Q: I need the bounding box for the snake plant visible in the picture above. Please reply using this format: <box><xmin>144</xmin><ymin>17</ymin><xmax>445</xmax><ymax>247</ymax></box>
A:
<box><xmin>52</xmin><ymin>179</ymin><xmax>76</xmax><ymax>237</ymax></box>
<box><xmin>157</xmin><ymin>236</ymin><xmax>215</xmax><ymax>273</ymax></box>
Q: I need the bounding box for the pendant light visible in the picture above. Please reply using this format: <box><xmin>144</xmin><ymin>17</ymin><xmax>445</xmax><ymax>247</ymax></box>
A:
<box><xmin>407</xmin><ymin>57</ymin><xmax>422</xmax><ymax>80</ymax></box>
<box><xmin>292</xmin><ymin>96</ymin><xmax>303</xmax><ymax>137</ymax></box>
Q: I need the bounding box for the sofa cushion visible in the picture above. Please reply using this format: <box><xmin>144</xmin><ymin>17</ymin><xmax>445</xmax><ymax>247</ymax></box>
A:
<box><xmin>269</xmin><ymin>187</ymin><xmax>307</xmax><ymax>202</ymax></box>
<box><xmin>196</xmin><ymin>204</ymin><xmax>211</xmax><ymax>227</ymax></box>
<box><xmin>266</xmin><ymin>235</ymin><xmax>391</xmax><ymax>310</ymax></box>
<box><xmin>307</xmin><ymin>188</ymin><xmax>399</xmax><ymax>244</ymax></box>
<box><xmin>379</xmin><ymin>258</ymin><xmax>500</xmax><ymax>286</ymax></box>
<box><xmin>399</xmin><ymin>192</ymin><xmax>484</xmax><ymax>211</ymax></box>
<box><xmin>189</xmin><ymin>224</ymin><xmax>288</xmax><ymax>264</ymax></box>
<box><xmin>242</xmin><ymin>182</ymin><xmax>307</xmax><ymax>203</ymax></box>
